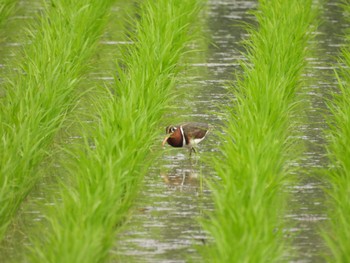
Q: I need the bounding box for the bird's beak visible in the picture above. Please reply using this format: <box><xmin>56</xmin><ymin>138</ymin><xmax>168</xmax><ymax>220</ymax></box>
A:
<box><xmin>162</xmin><ymin>134</ymin><xmax>171</xmax><ymax>147</ymax></box>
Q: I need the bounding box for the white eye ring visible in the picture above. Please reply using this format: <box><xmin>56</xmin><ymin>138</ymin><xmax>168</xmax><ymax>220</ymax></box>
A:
<box><xmin>170</xmin><ymin>127</ymin><xmax>177</xmax><ymax>133</ymax></box>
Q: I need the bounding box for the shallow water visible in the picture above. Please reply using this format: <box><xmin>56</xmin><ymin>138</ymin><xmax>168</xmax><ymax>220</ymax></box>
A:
<box><xmin>0</xmin><ymin>0</ymin><xmax>349</xmax><ymax>262</ymax></box>
<box><xmin>112</xmin><ymin>1</ymin><xmax>256</xmax><ymax>262</ymax></box>
<box><xmin>114</xmin><ymin>1</ymin><xmax>349</xmax><ymax>263</ymax></box>
<box><xmin>286</xmin><ymin>2</ymin><xmax>349</xmax><ymax>262</ymax></box>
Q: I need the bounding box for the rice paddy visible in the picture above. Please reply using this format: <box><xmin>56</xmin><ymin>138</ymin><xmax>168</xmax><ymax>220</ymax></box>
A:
<box><xmin>322</xmin><ymin>1</ymin><xmax>350</xmax><ymax>262</ymax></box>
<box><xmin>200</xmin><ymin>0</ymin><xmax>317</xmax><ymax>261</ymax></box>
<box><xmin>0</xmin><ymin>0</ymin><xmax>349</xmax><ymax>262</ymax></box>
<box><xmin>0</xmin><ymin>0</ymin><xmax>114</xmax><ymax>241</ymax></box>
<box><xmin>26</xmin><ymin>0</ymin><xmax>205</xmax><ymax>261</ymax></box>
<box><xmin>0</xmin><ymin>0</ymin><xmax>18</xmax><ymax>29</ymax></box>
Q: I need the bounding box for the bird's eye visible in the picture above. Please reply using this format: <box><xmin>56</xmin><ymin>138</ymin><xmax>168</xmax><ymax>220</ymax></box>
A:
<box><xmin>170</xmin><ymin>127</ymin><xmax>177</xmax><ymax>133</ymax></box>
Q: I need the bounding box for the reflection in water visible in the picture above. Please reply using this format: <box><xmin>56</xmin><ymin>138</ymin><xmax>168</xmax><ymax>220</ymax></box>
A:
<box><xmin>113</xmin><ymin>155</ymin><xmax>212</xmax><ymax>263</ymax></box>
<box><xmin>115</xmin><ymin>1</ymin><xmax>350</xmax><ymax>263</ymax></box>
<box><xmin>286</xmin><ymin>2</ymin><xmax>349</xmax><ymax>263</ymax></box>
<box><xmin>114</xmin><ymin>1</ymin><xmax>256</xmax><ymax>262</ymax></box>
<box><xmin>0</xmin><ymin>0</ymin><xmax>348</xmax><ymax>262</ymax></box>
<box><xmin>161</xmin><ymin>165</ymin><xmax>200</xmax><ymax>190</ymax></box>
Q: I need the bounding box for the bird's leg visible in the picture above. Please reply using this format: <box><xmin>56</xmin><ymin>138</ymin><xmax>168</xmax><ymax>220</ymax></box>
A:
<box><xmin>189</xmin><ymin>147</ymin><xmax>197</xmax><ymax>157</ymax></box>
<box><xmin>181</xmin><ymin>170</ymin><xmax>186</xmax><ymax>186</ymax></box>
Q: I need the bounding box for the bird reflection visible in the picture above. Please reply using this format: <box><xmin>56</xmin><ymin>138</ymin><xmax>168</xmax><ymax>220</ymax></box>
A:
<box><xmin>160</xmin><ymin>166</ymin><xmax>201</xmax><ymax>190</ymax></box>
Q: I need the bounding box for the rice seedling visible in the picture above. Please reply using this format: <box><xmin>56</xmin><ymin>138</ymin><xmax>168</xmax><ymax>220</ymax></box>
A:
<box><xmin>201</xmin><ymin>0</ymin><xmax>316</xmax><ymax>262</ymax></box>
<box><xmin>0</xmin><ymin>0</ymin><xmax>17</xmax><ymax>28</ymax></box>
<box><xmin>28</xmin><ymin>0</ymin><xmax>205</xmax><ymax>262</ymax></box>
<box><xmin>322</xmin><ymin>1</ymin><xmax>350</xmax><ymax>261</ymax></box>
<box><xmin>0</xmin><ymin>0</ymin><xmax>114</xmax><ymax>240</ymax></box>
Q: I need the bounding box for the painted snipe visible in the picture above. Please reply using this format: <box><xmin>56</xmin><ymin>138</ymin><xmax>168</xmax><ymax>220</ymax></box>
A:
<box><xmin>162</xmin><ymin>122</ymin><xmax>209</xmax><ymax>155</ymax></box>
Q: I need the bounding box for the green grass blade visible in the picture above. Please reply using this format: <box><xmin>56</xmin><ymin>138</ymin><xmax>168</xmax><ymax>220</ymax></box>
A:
<box><xmin>0</xmin><ymin>0</ymin><xmax>17</xmax><ymax>29</ymax></box>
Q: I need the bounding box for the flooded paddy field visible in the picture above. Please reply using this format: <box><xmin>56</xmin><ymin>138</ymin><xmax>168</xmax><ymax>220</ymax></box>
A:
<box><xmin>0</xmin><ymin>0</ymin><xmax>349</xmax><ymax>262</ymax></box>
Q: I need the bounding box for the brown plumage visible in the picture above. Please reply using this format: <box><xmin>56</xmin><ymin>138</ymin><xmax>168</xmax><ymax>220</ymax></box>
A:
<box><xmin>162</xmin><ymin>122</ymin><xmax>209</xmax><ymax>154</ymax></box>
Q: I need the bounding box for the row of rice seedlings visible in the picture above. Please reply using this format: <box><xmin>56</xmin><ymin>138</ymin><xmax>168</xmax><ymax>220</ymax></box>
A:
<box><xmin>0</xmin><ymin>0</ymin><xmax>114</xmax><ymax>240</ymax></box>
<box><xmin>322</xmin><ymin>1</ymin><xmax>350</xmax><ymax>261</ymax></box>
<box><xmin>28</xmin><ymin>0</ymin><xmax>205</xmax><ymax>262</ymax></box>
<box><xmin>1</xmin><ymin>2</ymin><xmax>136</xmax><ymax>262</ymax></box>
<box><xmin>201</xmin><ymin>0</ymin><xmax>316</xmax><ymax>262</ymax></box>
<box><xmin>0</xmin><ymin>0</ymin><xmax>17</xmax><ymax>29</ymax></box>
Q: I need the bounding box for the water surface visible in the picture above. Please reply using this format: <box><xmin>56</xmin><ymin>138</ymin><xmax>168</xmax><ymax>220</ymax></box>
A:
<box><xmin>0</xmin><ymin>1</ymin><xmax>349</xmax><ymax>262</ymax></box>
<box><xmin>114</xmin><ymin>1</ymin><xmax>349</xmax><ymax>263</ymax></box>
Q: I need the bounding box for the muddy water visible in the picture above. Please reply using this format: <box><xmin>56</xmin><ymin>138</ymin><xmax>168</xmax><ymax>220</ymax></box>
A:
<box><xmin>0</xmin><ymin>0</ymin><xmax>349</xmax><ymax>262</ymax></box>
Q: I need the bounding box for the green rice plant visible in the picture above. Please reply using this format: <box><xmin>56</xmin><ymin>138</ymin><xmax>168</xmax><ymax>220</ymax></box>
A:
<box><xmin>322</xmin><ymin>1</ymin><xmax>350</xmax><ymax>261</ymax></box>
<box><xmin>0</xmin><ymin>0</ymin><xmax>114</xmax><ymax>240</ymax></box>
<box><xmin>201</xmin><ymin>0</ymin><xmax>316</xmax><ymax>262</ymax></box>
<box><xmin>28</xmin><ymin>0</ymin><xmax>205</xmax><ymax>262</ymax></box>
<box><xmin>0</xmin><ymin>0</ymin><xmax>17</xmax><ymax>29</ymax></box>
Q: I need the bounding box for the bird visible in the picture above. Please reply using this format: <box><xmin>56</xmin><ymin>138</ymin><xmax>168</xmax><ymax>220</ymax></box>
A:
<box><xmin>162</xmin><ymin>122</ymin><xmax>209</xmax><ymax>155</ymax></box>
